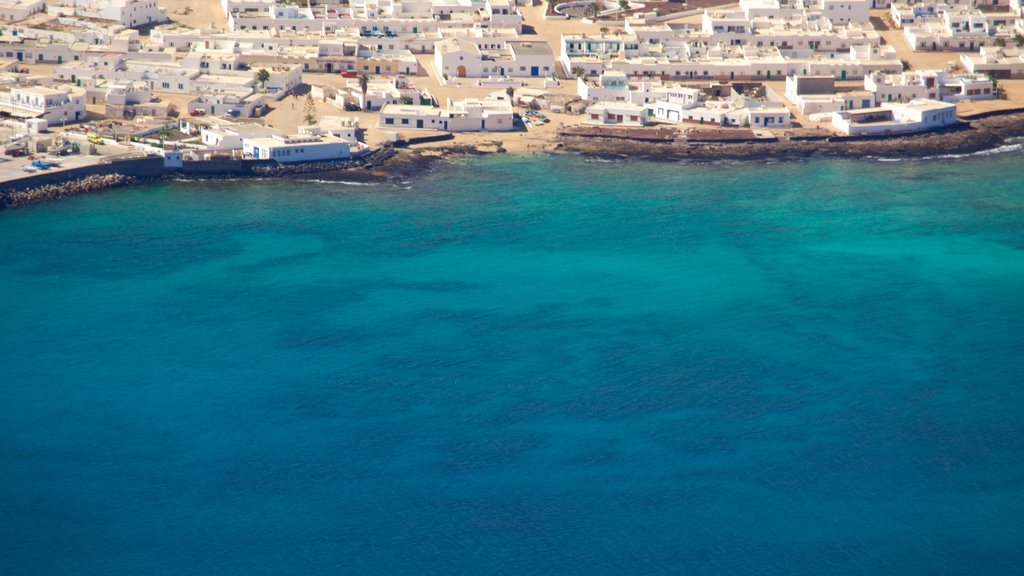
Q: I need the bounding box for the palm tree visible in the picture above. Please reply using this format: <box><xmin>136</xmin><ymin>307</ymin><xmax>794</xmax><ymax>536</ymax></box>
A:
<box><xmin>600</xmin><ymin>26</ymin><xmax>609</xmax><ymax>36</ymax></box>
<box><xmin>358</xmin><ymin>73</ymin><xmax>370</xmax><ymax>108</ymax></box>
<box><xmin>618</xmin><ymin>0</ymin><xmax>629</xmax><ymax>10</ymax></box>
<box><xmin>1015</xmin><ymin>33</ymin><xmax>1024</xmax><ymax>48</ymax></box>
<box><xmin>255</xmin><ymin>68</ymin><xmax>270</xmax><ymax>91</ymax></box>
<box><xmin>572</xmin><ymin>66</ymin><xmax>585</xmax><ymax>78</ymax></box>
<box><xmin>585</xmin><ymin>2</ymin><xmax>598</xmax><ymax>19</ymax></box>
<box><xmin>505</xmin><ymin>86</ymin><xmax>515</xmax><ymax>102</ymax></box>
<box><xmin>303</xmin><ymin>94</ymin><xmax>319</xmax><ymax>125</ymax></box>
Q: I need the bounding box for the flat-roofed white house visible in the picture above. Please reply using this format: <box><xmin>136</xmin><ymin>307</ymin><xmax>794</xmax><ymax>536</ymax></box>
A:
<box><xmin>745</xmin><ymin>100</ymin><xmax>792</xmax><ymax>127</ymax></box>
<box><xmin>831</xmin><ymin>98</ymin><xmax>957</xmax><ymax>135</ymax></box>
<box><xmin>202</xmin><ymin>123</ymin><xmax>280</xmax><ymax>150</ymax></box>
<box><xmin>0</xmin><ymin>84</ymin><xmax>86</xmax><ymax>124</ymax></box>
<box><xmin>0</xmin><ymin>0</ymin><xmax>45</xmax><ymax>23</ymax></box>
<box><xmin>319</xmin><ymin>115</ymin><xmax>361</xmax><ymax>144</ymax></box>
<box><xmin>378</xmin><ymin>98</ymin><xmax>514</xmax><ymax>132</ymax></box>
<box><xmin>959</xmin><ymin>46</ymin><xmax>1024</xmax><ymax>78</ymax></box>
<box><xmin>866</xmin><ymin>70</ymin><xmax>995</xmax><ymax>103</ymax></box>
<box><xmin>578</xmin><ymin>70</ymin><xmax>629</xmax><ymax>103</ymax></box>
<box><xmin>485</xmin><ymin>0</ymin><xmax>523</xmax><ymax>32</ymax></box>
<box><xmin>818</xmin><ymin>0</ymin><xmax>871</xmax><ymax>25</ymax></box>
<box><xmin>242</xmin><ymin>132</ymin><xmax>352</xmax><ymax>162</ymax></box>
<box><xmin>445</xmin><ymin>97</ymin><xmax>514</xmax><ymax>131</ymax></box>
<box><xmin>653</xmin><ymin>88</ymin><xmax>703</xmax><ymax>122</ymax></box>
<box><xmin>72</xmin><ymin>0</ymin><xmax>167</xmax><ymax>28</ymax></box>
<box><xmin>506</xmin><ymin>41</ymin><xmax>555</xmax><ymax>77</ymax></box>
<box><xmin>380</xmin><ymin>104</ymin><xmax>452</xmax><ymax>130</ymax></box>
<box><xmin>585</xmin><ymin>102</ymin><xmax>649</xmax><ymax>127</ymax></box>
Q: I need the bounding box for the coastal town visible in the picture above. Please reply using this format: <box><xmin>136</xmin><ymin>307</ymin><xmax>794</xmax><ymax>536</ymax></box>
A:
<box><xmin>0</xmin><ymin>0</ymin><xmax>1023</xmax><ymax>198</ymax></box>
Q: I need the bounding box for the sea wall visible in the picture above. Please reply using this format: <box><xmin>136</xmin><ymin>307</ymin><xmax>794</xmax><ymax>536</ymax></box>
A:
<box><xmin>0</xmin><ymin>147</ymin><xmax>402</xmax><ymax>209</ymax></box>
<box><xmin>0</xmin><ymin>158</ymin><xmax>164</xmax><ymax>194</ymax></box>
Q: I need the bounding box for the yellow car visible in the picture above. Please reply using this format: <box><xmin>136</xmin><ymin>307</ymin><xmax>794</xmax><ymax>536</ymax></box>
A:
<box><xmin>87</xmin><ymin>133</ymin><xmax>103</xmax><ymax>144</ymax></box>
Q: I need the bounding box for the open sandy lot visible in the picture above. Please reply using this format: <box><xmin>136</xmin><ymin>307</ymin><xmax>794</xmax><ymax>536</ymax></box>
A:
<box><xmin>159</xmin><ymin>0</ymin><xmax>228</xmax><ymax>30</ymax></box>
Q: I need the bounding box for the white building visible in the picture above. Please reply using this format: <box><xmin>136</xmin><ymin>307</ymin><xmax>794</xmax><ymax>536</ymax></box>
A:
<box><xmin>653</xmin><ymin>88</ymin><xmax>703</xmax><ymax>122</ymax></box>
<box><xmin>434</xmin><ymin>37</ymin><xmax>554</xmax><ymax>79</ymax></box>
<box><xmin>0</xmin><ymin>84</ymin><xmax>86</xmax><ymax>124</ymax></box>
<box><xmin>72</xmin><ymin>0</ymin><xmax>167</xmax><ymax>28</ymax></box>
<box><xmin>960</xmin><ymin>46</ymin><xmax>1024</xmax><ymax>78</ymax></box>
<box><xmin>379</xmin><ymin>97</ymin><xmax>514</xmax><ymax>131</ymax></box>
<box><xmin>817</xmin><ymin>0</ymin><xmax>871</xmax><ymax>25</ymax></box>
<box><xmin>585</xmin><ymin>102</ymin><xmax>649</xmax><ymax>126</ymax></box>
<box><xmin>435</xmin><ymin>37</ymin><xmax>483</xmax><ymax>78</ymax></box>
<box><xmin>0</xmin><ymin>0</ymin><xmax>45</xmax><ymax>23</ymax></box>
<box><xmin>578</xmin><ymin>70</ymin><xmax>629</xmax><ymax>103</ymax></box>
<box><xmin>201</xmin><ymin>123</ymin><xmax>280</xmax><ymax>150</ymax></box>
<box><xmin>242</xmin><ymin>132</ymin><xmax>352</xmax><ymax>162</ymax></box>
<box><xmin>319</xmin><ymin>115</ymin><xmax>361</xmax><ymax>144</ymax></box>
<box><xmin>831</xmin><ymin>98</ymin><xmax>957</xmax><ymax>135</ymax></box>
<box><xmin>866</xmin><ymin>70</ymin><xmax>995</xmax><ymax>103</ymax></box>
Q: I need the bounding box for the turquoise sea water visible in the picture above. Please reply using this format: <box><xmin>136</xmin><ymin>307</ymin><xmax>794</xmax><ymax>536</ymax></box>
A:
<box><xmin>2</xmin><ymin>153</ymin><xmax>1024</xmax><ymax>575</ymax></box>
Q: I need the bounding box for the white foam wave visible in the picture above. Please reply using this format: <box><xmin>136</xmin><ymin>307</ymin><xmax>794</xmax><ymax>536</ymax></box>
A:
<box><xmin>302</xmin><ymin>179</ymin><xmax>376</xmax><ymax>186</ymax></box>
<box><xmin>873</xmin><ymin>141</ymin><xmax>1023</xmax><ymax>163</ymax></box>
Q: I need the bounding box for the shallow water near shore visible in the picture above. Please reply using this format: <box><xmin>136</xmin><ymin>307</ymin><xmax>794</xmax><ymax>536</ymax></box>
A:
<box><xmin>2</xmin><ymin>153</ymin><xmax>1024</xmax><ymax>575</ymax></box>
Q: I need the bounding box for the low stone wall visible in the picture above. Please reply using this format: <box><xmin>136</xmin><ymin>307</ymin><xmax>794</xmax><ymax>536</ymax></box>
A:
<box><xmin>395</xmin><ymin>133</ymin><xmax>456</xmax><ymax>147</ymax></box>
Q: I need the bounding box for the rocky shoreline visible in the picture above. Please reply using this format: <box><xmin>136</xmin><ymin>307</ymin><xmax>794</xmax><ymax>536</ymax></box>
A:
<box><xmin>554</xmin><ymin>111</ymin><xmax>1024</xmax><ymax>162</ymax></box>
<box><xmin>2</xmin><ymin>111</ymin><xmax>1022</xmax><ymax>210</ymax></box>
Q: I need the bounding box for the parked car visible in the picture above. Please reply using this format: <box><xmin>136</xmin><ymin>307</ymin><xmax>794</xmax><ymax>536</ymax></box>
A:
<box><xmin>190</xmin><ymin>109</ymin><xmax>206</xmax><ymax>116</ymax></box>
<box><xmin>341</xmin><ymin>71</ymin><xmax>358</xmax><ymax>78</ymax></box>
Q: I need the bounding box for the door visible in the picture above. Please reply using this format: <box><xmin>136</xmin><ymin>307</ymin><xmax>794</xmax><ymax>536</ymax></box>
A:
<box><xmin>57</xmin><ymin>56</ymin><xmax>62</xmax><ymax>64</ymax></box>
<box><xmin>374</xmin><ymin>66</ymin><xmax>380</xmax><ymax>74</ymax></box>
<box><xmin>530</xmin><ymin>66</ymin><xmax>539</xmax><ymax>77</ymax></box>
<box><xmin>456</xmin><ymin>65</ymin><xmax>467</xmax><ymax>78</ymax></box>
<box><xmin>416</xmin><ymin>119</ymin><xmax>423</xmax><ymax>128</ymax></box>
<box><xmin>841</xmin><ymin>70</ymin><xmax>846</xmax><ymax>80</ymax></box>
<box><xmin>16</xmin><ymin>52</ymin><xmax>22</xmax><ymax>61</ymax></box>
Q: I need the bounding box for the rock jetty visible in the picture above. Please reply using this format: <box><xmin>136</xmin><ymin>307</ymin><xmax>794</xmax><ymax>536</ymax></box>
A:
<box><xmin>0</xmin><ymin>173</ymin><xmax>142</xmax><ymax>209</ymax></box>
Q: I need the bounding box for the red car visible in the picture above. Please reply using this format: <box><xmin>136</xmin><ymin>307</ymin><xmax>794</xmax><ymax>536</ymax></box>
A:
<box><xmin>341</xmin><ymin>71</ymin><xmax>358</xmax><ymax>78</ymax></box>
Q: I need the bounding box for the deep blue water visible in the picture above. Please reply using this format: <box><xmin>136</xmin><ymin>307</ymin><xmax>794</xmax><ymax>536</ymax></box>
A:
<box><xmin>2</xmin><ymin>153</ymin><xmax>1024</xmax><ymax>575</ymax></box>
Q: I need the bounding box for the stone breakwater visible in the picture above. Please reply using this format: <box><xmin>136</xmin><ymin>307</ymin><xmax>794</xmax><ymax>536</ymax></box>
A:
<box><xmin>0</xmin><ymin>173</ymin><xmax>146</xmax><ymax>209</ymax></box>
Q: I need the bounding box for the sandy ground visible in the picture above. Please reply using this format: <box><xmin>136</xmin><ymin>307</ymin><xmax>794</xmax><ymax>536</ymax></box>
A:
<box><xmin>158</xmin><ymin>0</ymin><xmax>228</xmax><ymax>30</ymax></box>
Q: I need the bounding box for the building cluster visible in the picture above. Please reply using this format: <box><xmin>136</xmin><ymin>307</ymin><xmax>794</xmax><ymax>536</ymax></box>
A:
<box><xmin>0</xmin><ymin>0</ymin><xmax>1019</xmax><ymax>172</ymax></box>
<box><xmin>890</xmin><ymin>0</ymin><xmax>1020</xmax><ymax>52</ymax></box>
<box><xmin>562</xmin><ymin>0</ymin><xmax>1015</xmax><ymax>134</ymax></box>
